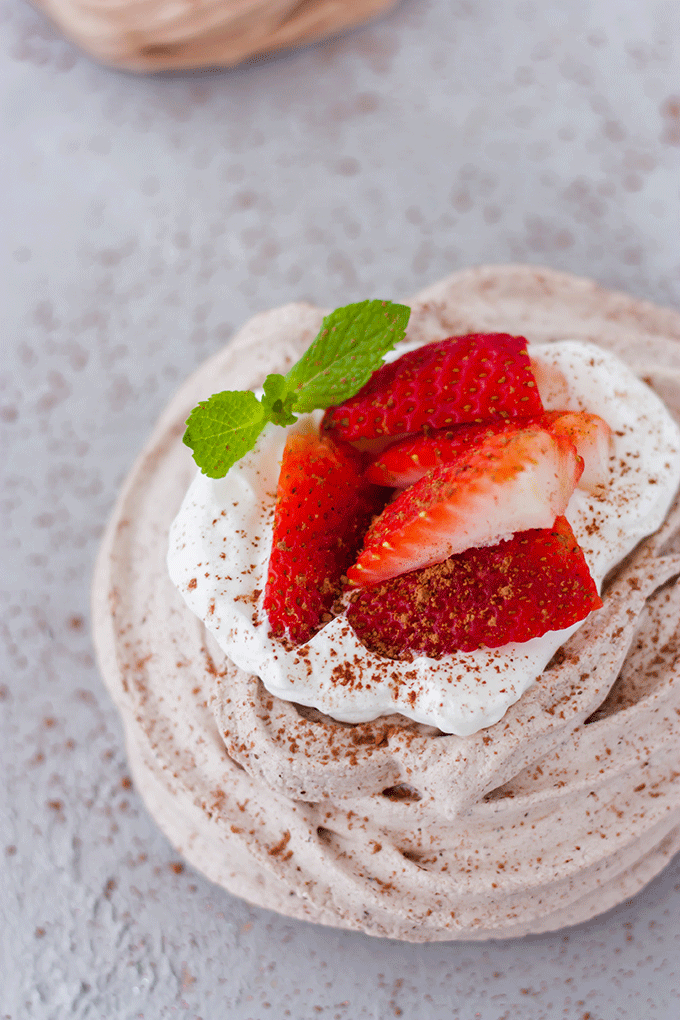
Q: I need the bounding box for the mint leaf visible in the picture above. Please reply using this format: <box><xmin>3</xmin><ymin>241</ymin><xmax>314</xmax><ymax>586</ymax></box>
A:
<box><xmin>182</xmin><ymin>299</ymin><xmax>412</xmax><ymax>477</ymax></box>
<box><xmin>261</xmin><ymin>374</ymin><xmax>298</xmax><ymax>427</ymax></box>
<box><xmin>285</xmin><ymin>299</ymin><xmax>411</xmax><ymax>412</ymax></box>
<box><xmin>183</xmin><ymin>390</ymin><xmax>266</xmax><ymax>478</ymax></box>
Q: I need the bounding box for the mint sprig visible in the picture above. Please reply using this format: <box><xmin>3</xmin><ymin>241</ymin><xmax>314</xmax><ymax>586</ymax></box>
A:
<box><xmin>182</xmin><ymin>299</ymin><xmax>410</xmax><ymax>478</ymax></box>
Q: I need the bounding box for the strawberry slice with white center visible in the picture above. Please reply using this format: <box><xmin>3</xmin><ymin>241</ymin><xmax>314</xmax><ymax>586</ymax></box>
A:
<box><xmin>347</xmin><ymin>425</ymin><xmax>583</xmax><ymax>587</ymax></box>
<box><xmin>365</xmin><ymin>411</ymin><xmax>612</xmax><ymax>491</ymax></box>
<box><xmin>321</xmin><ymin>333</ymin><xmax>544</xmax><ymax>441</ymax></box>
<box><xmin>346</xmin><ymin>516</ymin><xmax>603</xmax><ymax>657</ymax></box>
<box><xmin>365</xmin><ymin>419</ymin><xmax>517</xmax><ymax>487</ymax></box>
<box><xmin>543</xmin><ymin>411</ymin><xmax>612</xmax><ymax>492</ymax></box>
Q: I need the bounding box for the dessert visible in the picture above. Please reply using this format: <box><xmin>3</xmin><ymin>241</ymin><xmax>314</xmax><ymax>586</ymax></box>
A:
<box><xmin>93</xmin><ymin>265</ymin><xmax>680</xmax><ymax>941</ymax></box>
<box><xmin>35</xmin><ymin>0</ymin><xmax>399</xmax><ymax>73</ymax></box>
<box><xmin>168</xmin><ymin>304</ymin><xmax>679</xmax><ymax>737</ymax></box>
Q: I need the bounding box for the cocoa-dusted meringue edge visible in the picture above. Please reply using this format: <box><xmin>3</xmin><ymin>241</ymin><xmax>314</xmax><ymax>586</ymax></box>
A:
<box><xmin>92</xmin><ymin>265</ymin><xmax>680</xmax><ymax>941</ymax></box>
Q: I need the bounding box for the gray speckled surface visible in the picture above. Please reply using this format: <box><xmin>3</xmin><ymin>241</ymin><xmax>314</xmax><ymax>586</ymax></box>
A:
<box><xmin>2</xmin><ymin>0</ymin><xmax>680</xmax><ymax>1017</ymax></box>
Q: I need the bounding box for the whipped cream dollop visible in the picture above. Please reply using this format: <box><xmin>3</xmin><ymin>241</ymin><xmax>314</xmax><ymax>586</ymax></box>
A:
<box><xmin>168</xmin><ymin>341</ymin><xmax>680</xmax><ymax>735</ymax></box>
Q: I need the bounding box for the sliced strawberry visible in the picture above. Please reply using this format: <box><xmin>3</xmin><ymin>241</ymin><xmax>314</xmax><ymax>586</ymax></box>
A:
<box><xmin>543</xmin><ymin>411</ymin><xmax>612</xmax><ymax>492</ymax></box>
<box><xmin>321</xmin><ymin>334</ymin><xmax>544</xmax><ymax>441</ymax></box>
<box><xmin>365</xmin><ymin>419</ymin><xmax>518</xmax><ymax>487</ymax></box>
<box><xmin>346</xmin><ymin>516</ymin><xmax>602</xmax><ymax>657</ymax></box>
<box><xmin>347</xmin><ymin>426</ymin><xmax>583</xmax><ymax>587</ymax></box>
<box><xmin>264</xmin><ymin>433</ymin><xmax>386</xmax><ymax>644</ymax></box>
<box><xmin>366</xmin><ymin>411</ymin><xmax>611</xmax><ymax>491</ymax></box>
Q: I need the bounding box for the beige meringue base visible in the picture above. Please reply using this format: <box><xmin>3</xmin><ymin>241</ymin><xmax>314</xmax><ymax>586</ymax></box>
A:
<box><xmin>124</xmin><ymin>725</ymin><xmax>680</xmax><ymax>939</ymax></box>
<box><xmin>33</xmin><ymin>0</ymin><xmax>399</xmax><ymax>73</ymax></box>
<box><xmin>92</xmin><ymin>264</ymin><xmax>680</xmax><ymax>940</ymax></box>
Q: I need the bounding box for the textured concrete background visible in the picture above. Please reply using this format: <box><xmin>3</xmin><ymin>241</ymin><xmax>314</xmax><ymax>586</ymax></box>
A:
<box><xmin>2</xmin><ymin>0</ymin><xmax>680</xmax><ymax>1017</ymax></box>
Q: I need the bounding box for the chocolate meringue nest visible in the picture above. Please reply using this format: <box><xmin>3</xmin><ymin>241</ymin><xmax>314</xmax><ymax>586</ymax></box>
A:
<box><xmin>92</xmin><ymin>265</ymin><xmax>680</xmax><ymax>940</ymax></box>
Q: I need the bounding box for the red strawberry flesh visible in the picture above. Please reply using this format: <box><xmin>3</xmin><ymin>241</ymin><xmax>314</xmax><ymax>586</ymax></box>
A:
<box><xmin>346</xmin><ymin>516</ymin><xmax>602</xmax><ymax>657</ymax></box>
<box><xmin>348</xmin><ymin>426</ymin><xmax>583</xmax><ymax>587</ymax></box>
<box><xmin>365</xmin><ymin>419</ymin><xmax>520</xmax><ymax>487</ymax></box>
<box><xmin>264</xmin><ymin>432</ymin><xmax>387</xmax><ymax>644</ymax></box>
<box><xmin>365</xmin><ymin>410</ymin><xmax>611</xmax><ymax>490</ymax></box>
<box><xmin>321</xmin><ymin>333</ymin><xmax>544</xmax><ymax>441</ymax></box>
